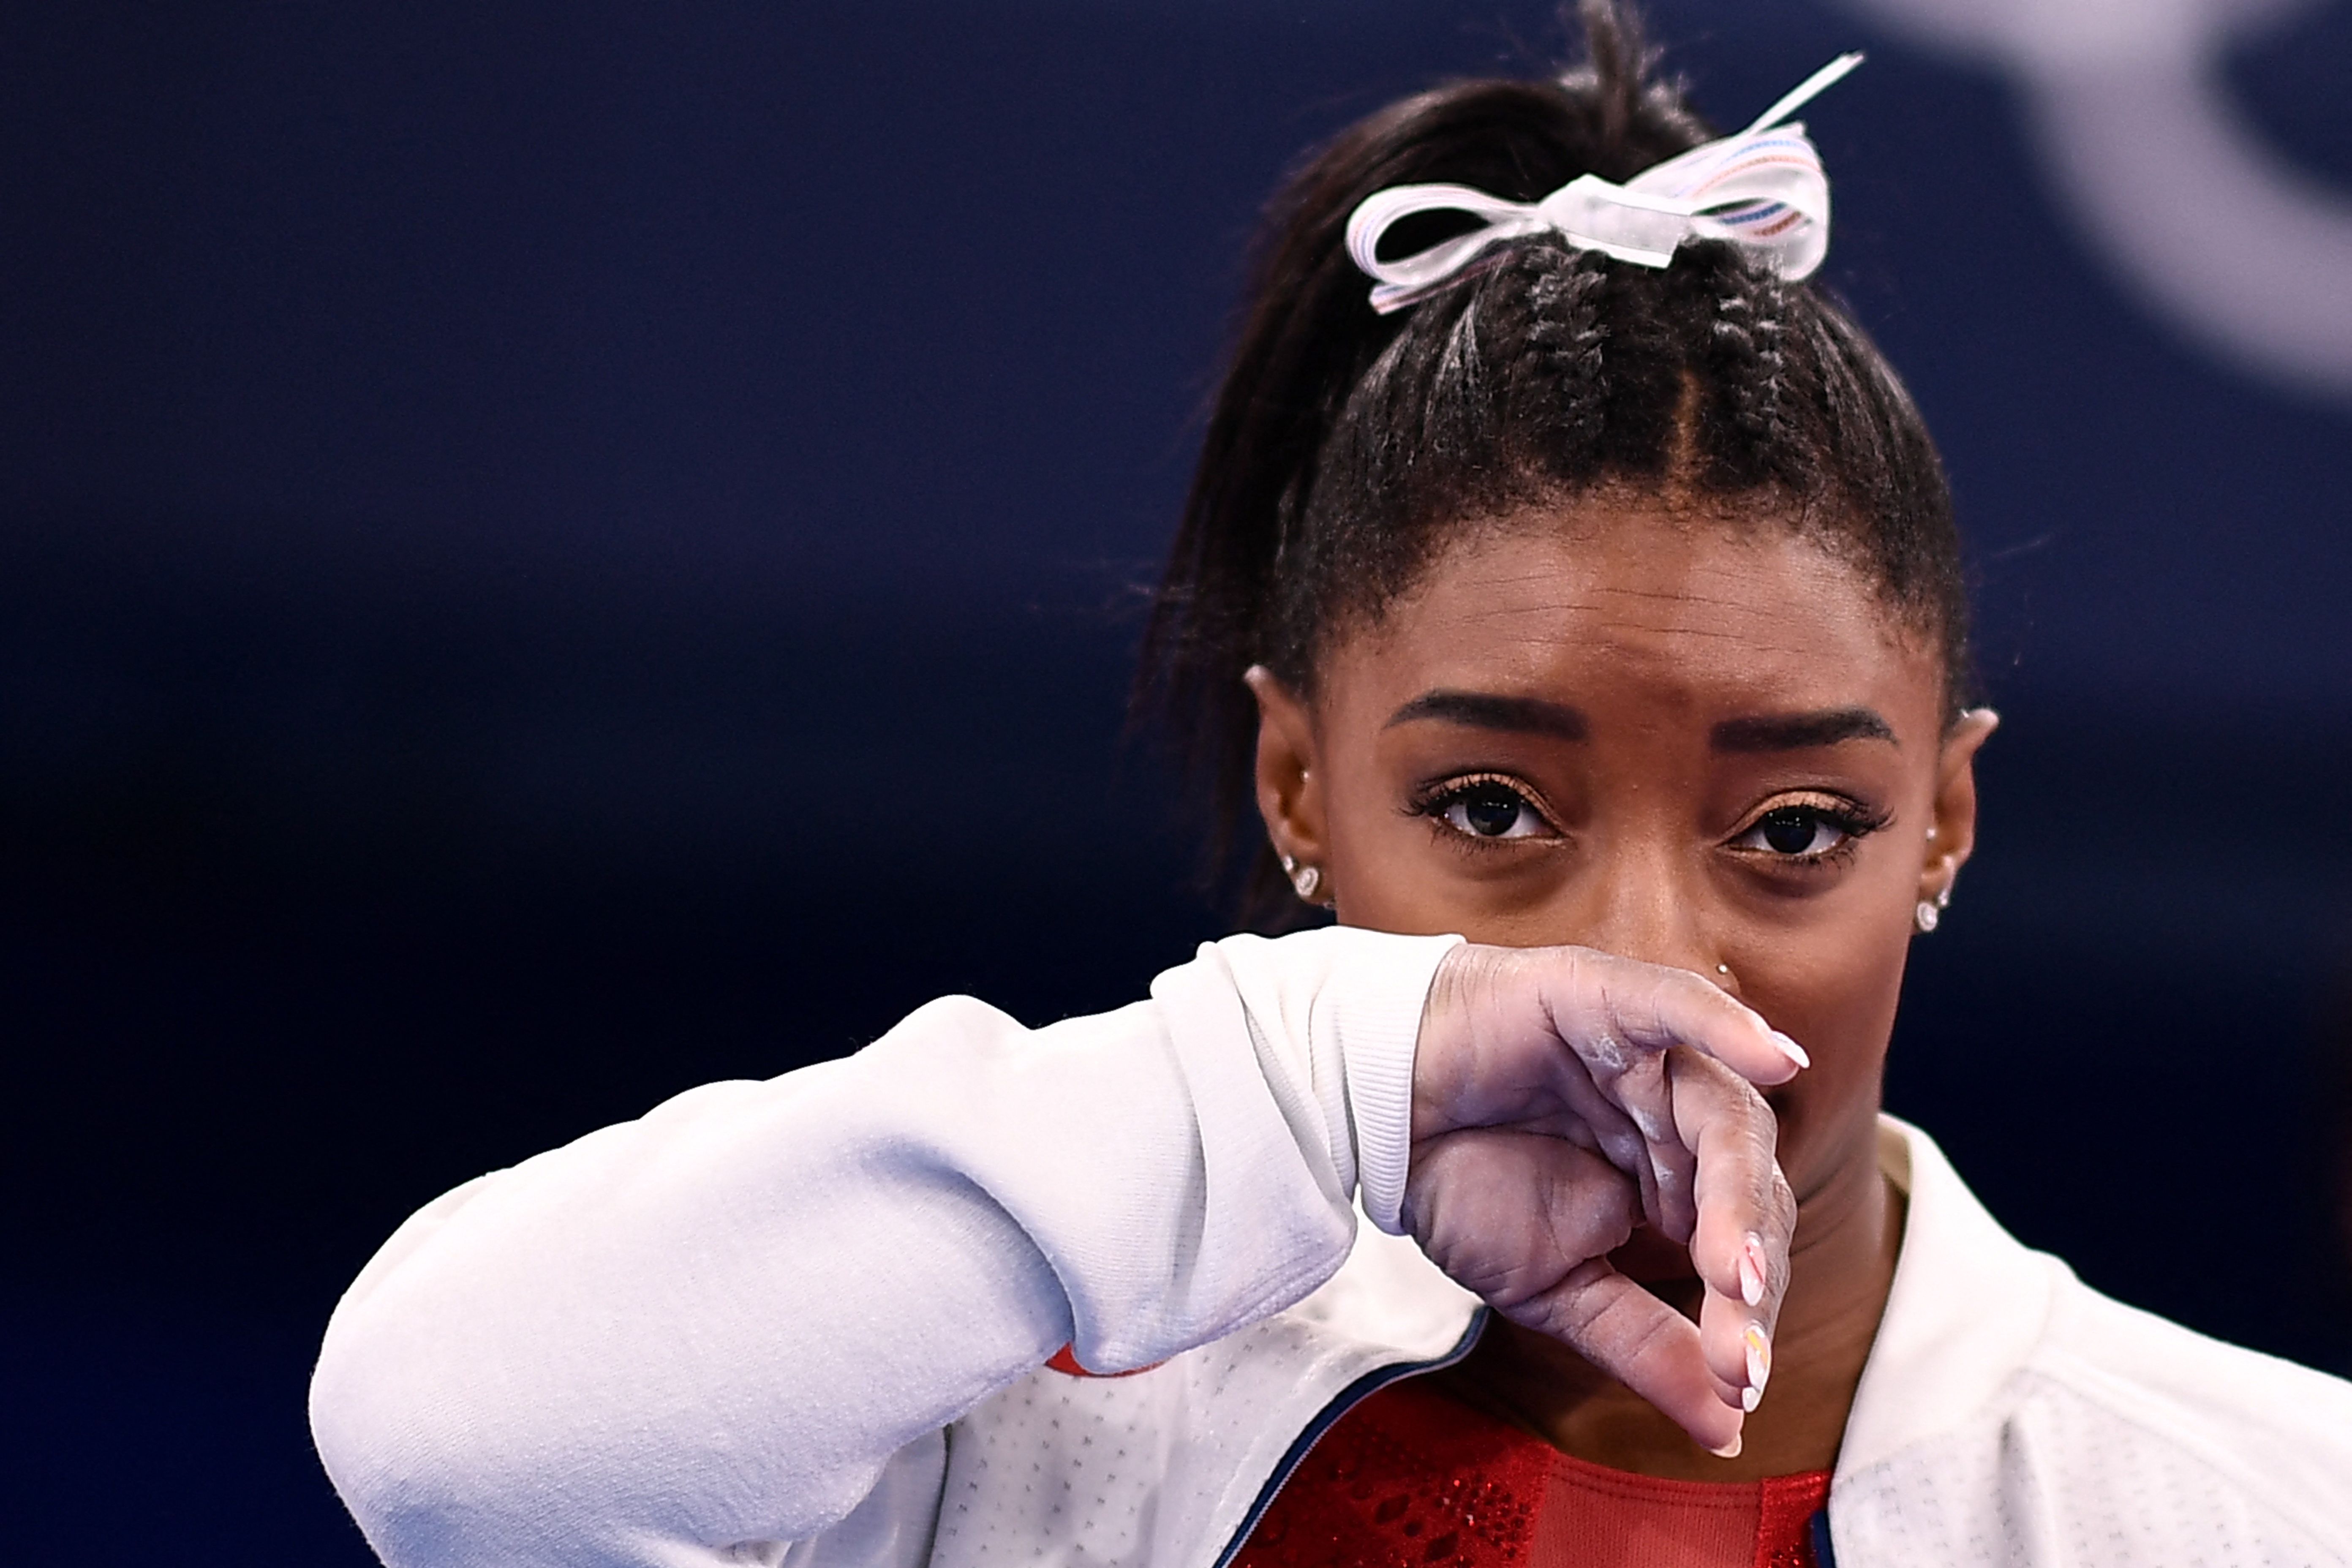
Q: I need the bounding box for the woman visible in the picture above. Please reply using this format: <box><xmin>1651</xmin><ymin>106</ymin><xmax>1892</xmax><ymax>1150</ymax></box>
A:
<box><xmin>309</xmin><ymin>8</ymin><xmax>2352</xmax><ymax>1565</ymax></box>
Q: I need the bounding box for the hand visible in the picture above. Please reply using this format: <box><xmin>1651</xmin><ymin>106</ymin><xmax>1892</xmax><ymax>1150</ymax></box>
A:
<box><xmin>1405</xmin><ymin>944</ymin><xmax>1803</xmax><ymax>1456</ymax></box>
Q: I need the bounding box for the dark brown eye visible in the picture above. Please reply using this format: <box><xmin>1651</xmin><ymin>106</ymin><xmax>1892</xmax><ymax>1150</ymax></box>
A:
<box><xmin>1459</xmin><ymin>786</ymin><xmax>1526</xmax><ymax>837</ymax></box>
<box><xmin>1424</xmin><ymin>779</ymin><xmax>1554</xmax><ymax>841</ymax></box>
<box><xmin>1735</xmin><ymin>804</ymin><xmax>1858</xmax><ymax>859</ymax></box>
<box><xmin>1759</xmin><ymin>808</ymin><xmax>1824</xmax><ymax>855</ymax></box>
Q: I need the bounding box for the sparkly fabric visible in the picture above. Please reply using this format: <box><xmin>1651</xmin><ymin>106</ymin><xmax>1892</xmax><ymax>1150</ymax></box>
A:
<box><xmin>1233</xmin><ymin>1378</ymin><xmax>1547</xmax><ymax>1567</ymax></box>
<box><xmin>1232</xmin><ymin>1378</ymin><xmax>1832</xmax><ymax>1568</ymax></box>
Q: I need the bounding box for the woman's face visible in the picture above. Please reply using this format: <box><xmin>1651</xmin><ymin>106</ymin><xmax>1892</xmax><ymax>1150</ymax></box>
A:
<box><xmin>1251</xmin><ymin>494</ymin><xmax>1995</xmax><ymax>1217</ymax></box>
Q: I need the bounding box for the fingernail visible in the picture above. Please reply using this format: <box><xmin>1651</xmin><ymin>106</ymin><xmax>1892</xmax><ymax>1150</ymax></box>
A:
<box><xmin>1744</xmin><ymin>1323</ymin><xmax>1772</xmax><ymax>1398</ymax></box>
<box><xmin>1708</xmin><ymin>1432</ymin><xmax>1743</xmax><ymax>1459</ymax></box>
<box><xmin>1769</xmin><ymin>1030</ymin><xmax>1810</xmax><ymax>1070</ymax></box>
<box><xmin>1738</xmin><ymin>1233</ymin><xmax>1767</xmax><ymax>1308</ymax></box>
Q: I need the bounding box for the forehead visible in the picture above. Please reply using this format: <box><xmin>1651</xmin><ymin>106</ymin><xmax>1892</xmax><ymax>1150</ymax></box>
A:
<box><xmin>1333</xmin><ymin>501</ymin><xmax>1938</xmax><ymax>730</ymax></box>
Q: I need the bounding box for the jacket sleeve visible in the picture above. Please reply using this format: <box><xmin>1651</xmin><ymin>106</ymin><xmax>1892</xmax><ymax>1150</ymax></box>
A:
<box><xmin>308</xmin><ymin>926</ymin><xmax>1462</xmax><ymax>1568</ymax></box>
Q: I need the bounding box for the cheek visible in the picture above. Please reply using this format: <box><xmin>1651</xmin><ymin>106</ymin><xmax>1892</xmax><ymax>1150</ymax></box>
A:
<box><xmin>1742</xmin><ymin>909</ymin><xmax>1915</xmax><ymax>1190</ymax></box>
<box><xmin>1323</xmin><ymin>832</ymin><xmax>1446</xmax><ymax>936</ymax></box>
<box><xmin>1320</xmin><ymin>776</ymin><xmax>1545</xmax><ymax>937</ymax></box>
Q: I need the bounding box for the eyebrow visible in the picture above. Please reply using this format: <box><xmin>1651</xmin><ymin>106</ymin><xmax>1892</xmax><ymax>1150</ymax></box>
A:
<box><xmin>1709</xmin><ymin>708</ymin><xmax>1896</xmax><ymax>752</ymax></box>
<box><xmin>1385</xmin><ymin>690</ymin><xmax>1589</xmax><ymax>741</ymax></box>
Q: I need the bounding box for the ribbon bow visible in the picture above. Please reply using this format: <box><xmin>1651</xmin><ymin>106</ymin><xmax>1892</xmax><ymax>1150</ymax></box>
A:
<box><xmin>1345</xmin><ymin>53</ymin><xmax>1863</xmax><ymax>314</ymax></box>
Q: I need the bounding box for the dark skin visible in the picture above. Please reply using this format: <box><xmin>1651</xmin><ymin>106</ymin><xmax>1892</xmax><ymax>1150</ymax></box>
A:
<box><xmin>1248</xmin><ymin>490</ymin><xmax>1997</xmax><ymax>1481</ymax></box>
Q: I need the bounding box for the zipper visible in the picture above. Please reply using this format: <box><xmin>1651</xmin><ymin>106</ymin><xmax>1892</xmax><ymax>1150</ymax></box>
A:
<box><xmin>1207</xmin><ymin>1306</ymin><xmax>1489</xmax><ymax>1568</ymax></box>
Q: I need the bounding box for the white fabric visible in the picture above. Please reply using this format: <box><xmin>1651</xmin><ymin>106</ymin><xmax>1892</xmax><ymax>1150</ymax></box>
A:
<box><xmin>928</xmin><ymin>1222</ymin><xmax>1478</xmax><ymax>1568</ymax></box>
<box><xmin>308</xmin><ymin>926</ymin><xmax>1462</xmax><ymax>1568</ymax></box>
<box><xmin>1828</xmin><ymin>1122</ymin><xmax>2352</xmax><ymax>1563</ymax></box>
<box><xmin>1345</xmin><ymin>52</ymin><xmax>1859</xmax><ymax>313</ymax></box>
<box><xmin>312</xmin><ymin>928</ymin><xmax>2352</xmax><ymax>1568</ymax></box>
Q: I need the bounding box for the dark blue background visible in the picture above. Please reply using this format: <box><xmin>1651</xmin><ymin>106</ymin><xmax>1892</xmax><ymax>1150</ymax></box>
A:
<box><xmin>2</xmin><ymin>3</ymin><xmax>2347</xmax><ymax>1560</ymax></box>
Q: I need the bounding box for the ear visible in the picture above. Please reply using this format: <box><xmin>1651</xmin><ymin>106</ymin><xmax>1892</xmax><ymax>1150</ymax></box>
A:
<box><xmin>1921</xmin><ymin>708</ymin><xmax>1999</xmax><ymax>904</ymax></box>
<box><xmin>1244</xmin><ymin>664</ymin><xmax>1330</xmax><ymax>882</ymax></box>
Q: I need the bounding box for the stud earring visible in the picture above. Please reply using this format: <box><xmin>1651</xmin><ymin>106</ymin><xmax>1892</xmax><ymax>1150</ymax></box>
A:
<box><xmin>1914</xmin><ymin>900</ymin><xmax>1939</xmax><ymax>933</ymax></box>
<box><xmin>1278</xmin><ymin>850</ymin><xmax>1326</xmax><ymax>904</ymax></box>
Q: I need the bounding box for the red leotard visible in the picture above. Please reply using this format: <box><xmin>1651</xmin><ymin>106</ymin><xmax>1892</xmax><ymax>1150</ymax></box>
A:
<box><xmin>1233</xmin><ymin>1377</ymin><xmax>1830</xmax><ymax>1568</ymax></box>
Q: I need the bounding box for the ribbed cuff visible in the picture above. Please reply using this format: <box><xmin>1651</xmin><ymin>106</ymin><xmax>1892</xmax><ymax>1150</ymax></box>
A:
<box><xmin>1326</xmin><ymin>932</ymin><xmax>1464</xmax><ymax>1235</ymax></box>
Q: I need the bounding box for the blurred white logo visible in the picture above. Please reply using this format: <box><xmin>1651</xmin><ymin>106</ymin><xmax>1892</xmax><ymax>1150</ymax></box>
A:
<box><xmin>1832</xmin><ymin>0</ymin><xmax>2352</xmax><ymax>397</ymax></box>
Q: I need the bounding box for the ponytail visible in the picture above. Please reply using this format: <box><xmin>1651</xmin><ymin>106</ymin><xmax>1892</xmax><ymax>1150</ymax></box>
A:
<box><xmin>1136</xmin><ymin>0</ymin><xmax>1966</xmax><ymax>926</ymax></box>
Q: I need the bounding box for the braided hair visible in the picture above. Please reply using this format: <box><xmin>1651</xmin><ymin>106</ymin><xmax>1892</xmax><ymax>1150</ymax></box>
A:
<box><xmin>1137</xmin><ymin>0</ymin><xmax>1970</xmax><ymax>925</ymax></box>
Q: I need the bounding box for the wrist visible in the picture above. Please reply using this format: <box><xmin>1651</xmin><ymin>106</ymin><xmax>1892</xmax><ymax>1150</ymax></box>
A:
<box><xmin>1321</xmin><ymin>929</ymin><xmax>1463</xmax><ymax>1234</ymax></box>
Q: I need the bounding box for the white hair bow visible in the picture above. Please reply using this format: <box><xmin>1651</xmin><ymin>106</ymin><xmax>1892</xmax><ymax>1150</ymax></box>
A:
<box><xmin>1345</xmin><ymin>53</ymin><xmax>1864</xmax><ymax>313</ymax></box>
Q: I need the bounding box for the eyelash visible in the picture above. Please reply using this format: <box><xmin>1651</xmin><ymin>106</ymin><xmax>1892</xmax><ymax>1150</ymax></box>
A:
<box><xmin>1726</xmin><ymin>795</ymin><xmax>1892</xmax><ymax>870</ymax></box>
<box><xmin>1403</xmin><ymin>773</ymin><xmax>1561</xmax><ymax>848</ymax></box>
<box><xmin>1404</xmin><ymin>776</ymin><xmax>1892</xmax><ymax>868</ymax></box>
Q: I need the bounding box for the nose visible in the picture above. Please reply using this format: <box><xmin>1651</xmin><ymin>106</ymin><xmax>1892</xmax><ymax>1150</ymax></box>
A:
<box><xmin>1565</xmin><ymin>830</ymin><xmax>1716</xmax><ymax>980</ymax></box>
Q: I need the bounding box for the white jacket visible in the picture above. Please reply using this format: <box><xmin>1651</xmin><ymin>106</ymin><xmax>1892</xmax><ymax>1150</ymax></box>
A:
<box><xmin>310</xmin><ymin>928</ymin><xmax>2352</xmax><ymax>1568</ymax></box>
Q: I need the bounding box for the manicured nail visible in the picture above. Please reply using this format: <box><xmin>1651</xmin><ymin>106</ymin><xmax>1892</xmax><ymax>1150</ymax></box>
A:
<box><xmin>1708</xmin><ymin>1432</ymin><xmax>1743</xmax><ymax>1459</ymax></box>
<box><xmin>1768</xmin><ymin>1030</ymin><xmax>1810</xmax><ymax>1070</ymax></box>
<box><xmin>1738</xmin><ymin>1233</ymin><xmax>1768</xmax><ymax>1308</ymax></box>
<box><xmin>1744</xmin><ymin>1323</ymin><xmax>1772</xmax><ymax>1398</ymax></box>
<box><xmin>1742</xmin><ymin>1384</ymin><xmax>1762</xmax><ymax>1412</ymax></box>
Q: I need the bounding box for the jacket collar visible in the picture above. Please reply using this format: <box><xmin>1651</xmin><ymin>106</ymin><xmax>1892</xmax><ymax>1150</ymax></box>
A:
<box><xmin>939</xmin><ymin>1117</ymin><xmax>2058</xmax><ymax>1568</ymax></box>
<box><xmin>1289</xmin><ymin>1115</ymin><xmax>2063</xmax><ymax>1486</ymax></box>
<box><xmin>1206</xmin><ymin>1117</ymin><xmax>2061</xmax><ymax>1554</ymax></box>
<box><xmin>1835</xmin><ymin>1116</ymin><xmax>2062</xmax><ymax>1480</ymax></box>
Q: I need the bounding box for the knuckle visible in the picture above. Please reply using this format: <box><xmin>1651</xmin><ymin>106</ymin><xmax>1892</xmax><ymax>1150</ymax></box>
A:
<box><xmin>1727</xmin><ymin>1073</ymin><xmax>1775</xmax><ymax>1127</ymax></box>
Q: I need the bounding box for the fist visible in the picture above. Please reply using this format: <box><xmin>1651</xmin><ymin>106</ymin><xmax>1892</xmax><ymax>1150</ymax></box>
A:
<box><xmin>1405</xmin><ymin>944</ymin><xmax>1804</xmax><ymax>1455</ymax></box>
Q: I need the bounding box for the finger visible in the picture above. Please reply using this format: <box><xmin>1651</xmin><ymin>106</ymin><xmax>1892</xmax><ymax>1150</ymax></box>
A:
<box><xmin>1433</xmin><ymin>948</ymin><xmax>1676</xmax><ymax>1228</ymax></box>
<box><xmin>1533</xmin><ymin>951</ymin><xmax>1805</xmax><ymax>1235</ymax></box>
<box><xmin>1539</xmin><ymin>949</ymin><xmax>1809</xmax><ymax>1090</ymax></box>
<box><xmin>1504</xmin><ymin>1258</ymin><xmax>1746</xmax><ymax>1457</ymax></box>
<box><xmin>1403</xmin><ymin>1130</ymin><xmax>1642</xmax><ymax>1309</ymax></box>
<box><xmin>1411</xmin><ymin>946</ymin><xmax>1805</xmax><ymax>1236</ymax></box>
<box><xmin>1413</xmin><ymin>948</ymin><xmax>1657</xmax><ymax>1200</ymax></box>
<box><xmin>1669</xmin><ymin>1048</ymin><xmax>1796</xmax><ymax>1412</ymax></box>
<box><xmin>1404</xmin><ymin>1129</ymin><xmax>1750</xmax><ymax>1454</ymax></box>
